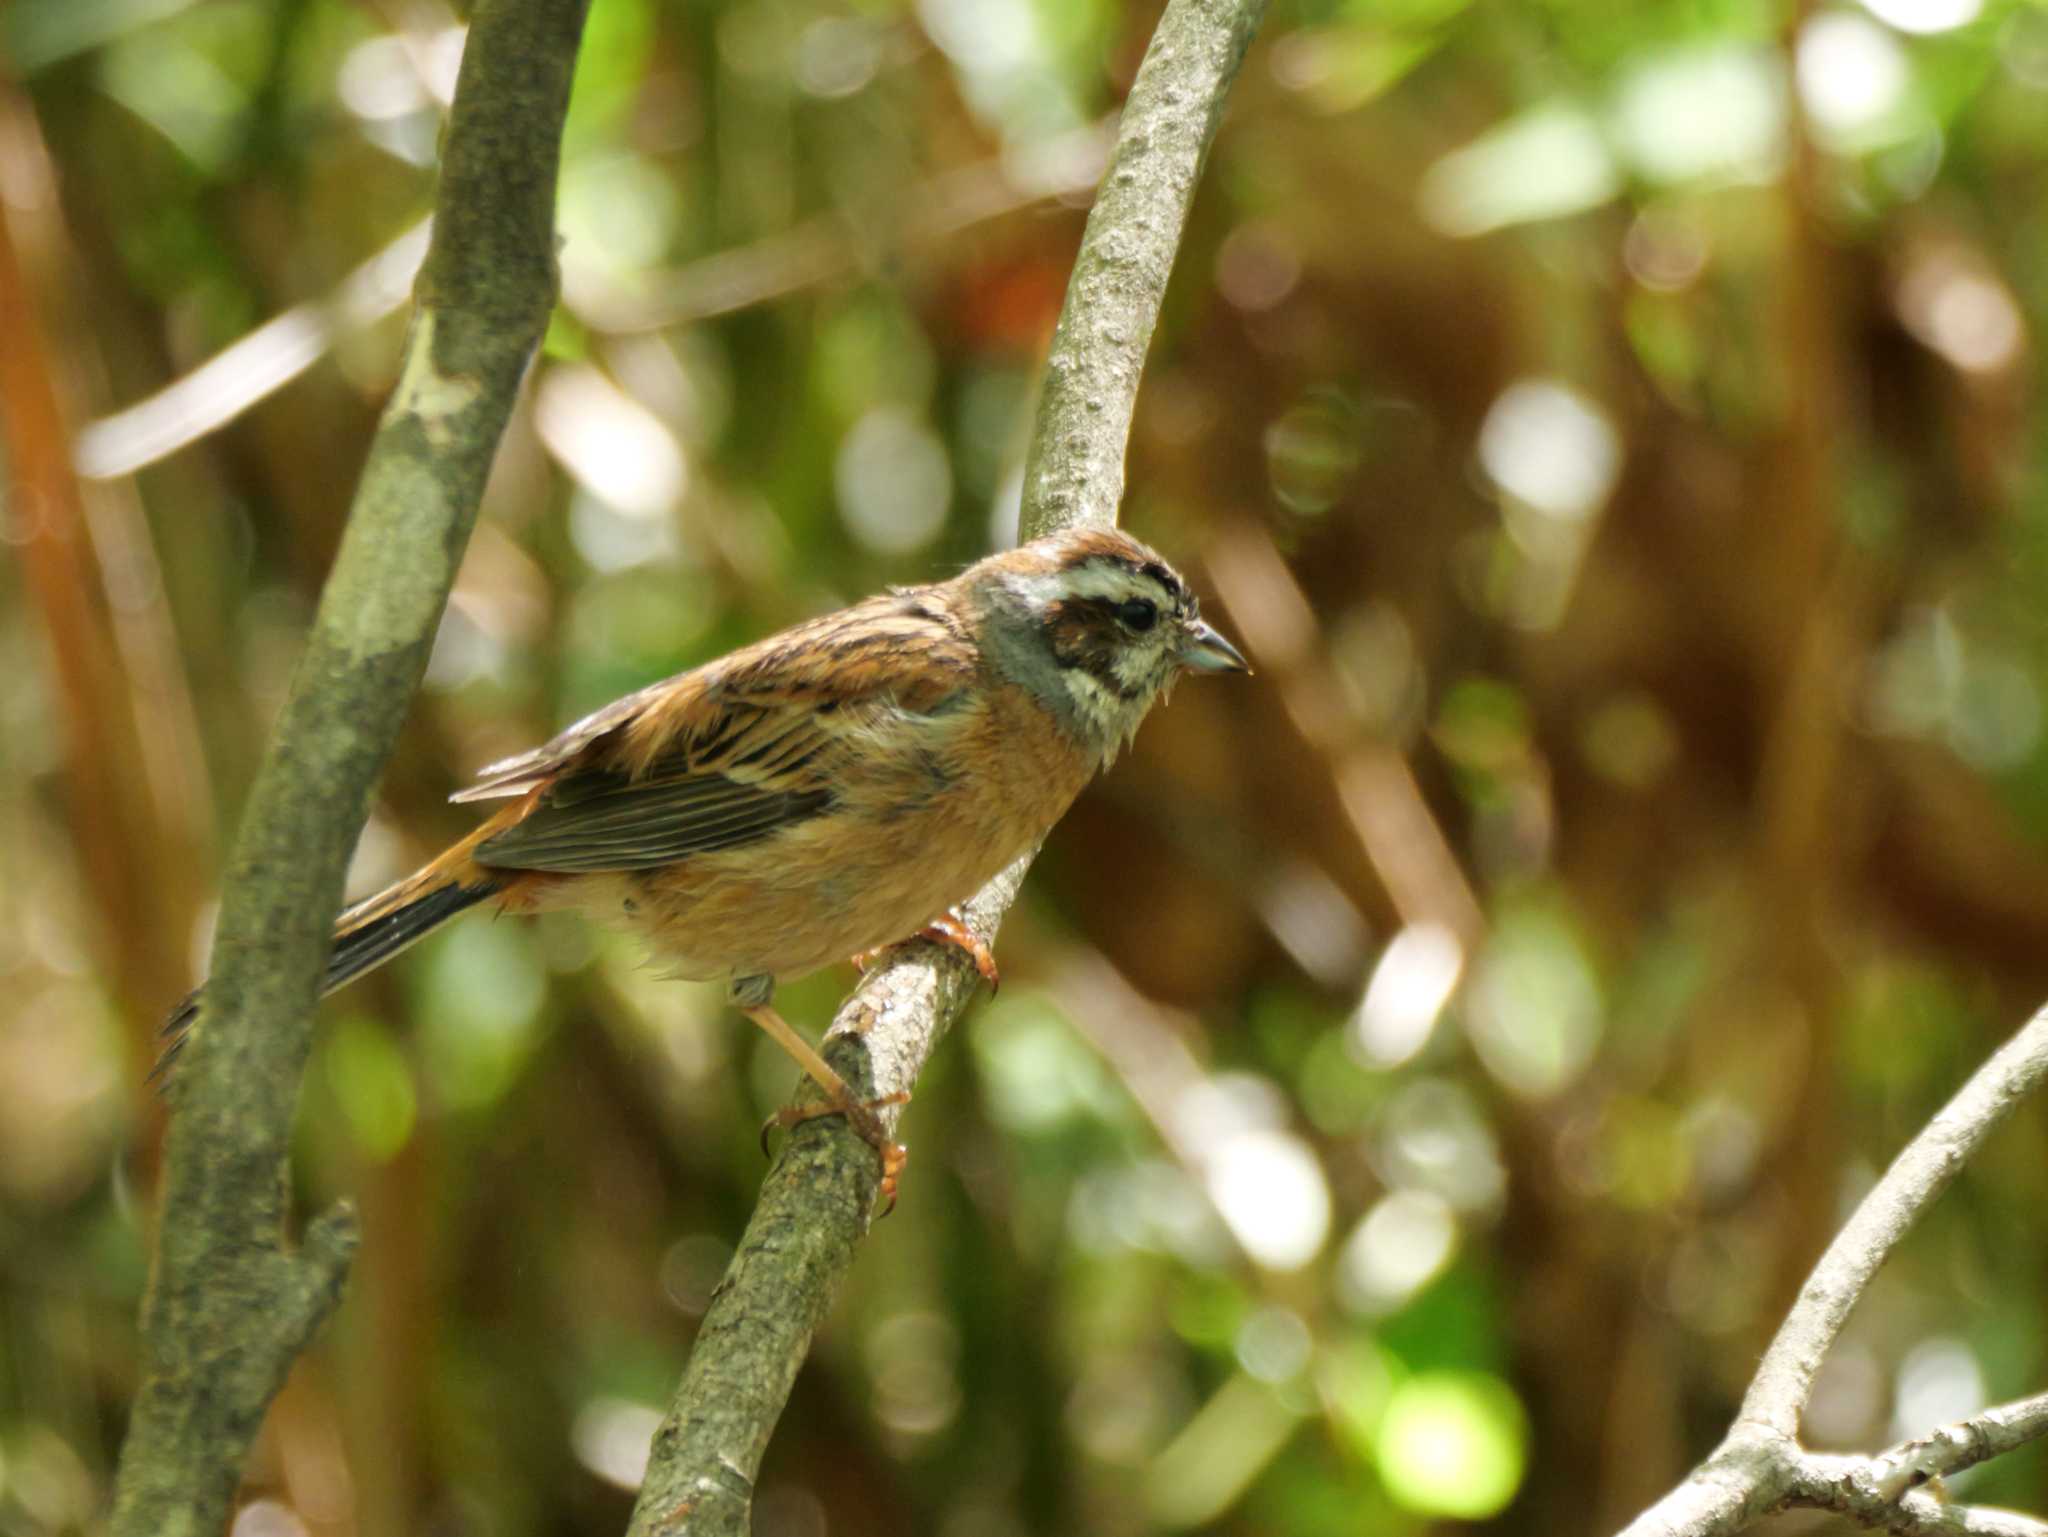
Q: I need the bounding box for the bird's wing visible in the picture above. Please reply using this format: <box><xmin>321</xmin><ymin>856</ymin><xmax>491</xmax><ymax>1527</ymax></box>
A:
<box><xmin>460</xmin><ymin>589</ymin><xmax>977</xmax><ymax>875</ymax></box>
<box><xmin>450</xmin><ymin>678</ymin><xmax>668</xmax><ymax>804</ymax></box>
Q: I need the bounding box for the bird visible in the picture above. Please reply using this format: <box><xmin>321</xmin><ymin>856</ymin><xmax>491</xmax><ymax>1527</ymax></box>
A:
<box><xmin>160</xmin><ymin>526</ymin><xmax>1248</xmax><ymax>1197</ymax></box>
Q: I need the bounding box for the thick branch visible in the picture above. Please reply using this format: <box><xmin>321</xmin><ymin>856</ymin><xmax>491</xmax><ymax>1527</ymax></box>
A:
<box><xmin>624</xmin><ymin>3</ymin><xmax>1268</xmax><ymax>1531</ymax></box>
<box><xmin>108</xmin><ymin>3</ymin><xmax>589</xmax><ymax>1532</ymax></box>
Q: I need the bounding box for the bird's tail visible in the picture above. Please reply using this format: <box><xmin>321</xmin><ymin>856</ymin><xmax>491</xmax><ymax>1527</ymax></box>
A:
<box><xmin>156</xmin><ymin>840</ymin><xmax>508</xmax><ymax>1078</ymax></box>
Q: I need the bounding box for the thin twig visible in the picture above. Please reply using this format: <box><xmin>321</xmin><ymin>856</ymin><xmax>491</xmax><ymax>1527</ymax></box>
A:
<box><xmin>1616</xmin><ymin>1003</ymin><xmax>2048</xmax><ymax>1537</ymax></box>
<box><xmin>1870</xmin><ymin>1394</ymin><xmax>2048</xmax><ymax>1500</ymax></box>
<box><xmin>567</xmin><ymin>119</ymin><xmax>1113</xmax><ymax>333</ymax></box>
<box><xmin>106</xmin><ymin>2</ymin><xmax>590</xmax><ymax>1532</ymax></box>
<box><xmin>623</xmin><ymin>2</ymin><xmax>1270</xmax><ymax>1532</ymax></box>
<box><xmin>1797</xmin><ymin>1453</ymin><xmax>2048</xmax><ymax>1537</ymax></box>
<box><xmin>73</xmin><ymin>220</ymin><xmax>430</xmax><ymax>481</ymax></box>
<box><xmin>73</xmin><ymin>121</ymin><xmax>1114</xmax><ymax>480</ymax></box>
<box><xmin>1202</xmin><ymin>520</ymin><xmax>1485</xmax><ymax>948</ymax></box>
<box><xmin>1740</xmin><ymin>1004</ymin><xmax>2048</xmax><ymax>1435</ymax></box>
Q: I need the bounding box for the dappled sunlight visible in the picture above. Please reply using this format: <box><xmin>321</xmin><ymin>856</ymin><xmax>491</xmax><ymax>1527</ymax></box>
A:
<box><xmin>1351</xmin><ymin>920</ymin><xmax>1464</xmax><ymax>1068</ymax></box>
<box><xmin>1860</xmin><ymin>0</ymin><xmax>1983</xmax><ymax>34</ymax></box>
<box><xmin>1797</xmin><ymin>12</ymin><xmax>1916</xmax><ymax>149</ymax></box>
<box><xmin>10</xmin><ymin>0</ymin><xmax>2048</xmax><ymax>1529</ymax></box>
<box><xmin>536</xmin><ymin>364</ymin><xmax>690</xmax><ymax>524</ymax></box>
<box><xmin>570</xmin><ymin>1398</ymin><xmax>662</xmax><ymax>1491</ymax></box>
<box><xmin>1337</xmin><ymin>1189</ymin><xmax>1458</xmax><ymax>1316</ymax></box>
<box><xmin>836</xmin><ymin>406</ymin><xmax>954</xmax><ymax>555</ymax></box>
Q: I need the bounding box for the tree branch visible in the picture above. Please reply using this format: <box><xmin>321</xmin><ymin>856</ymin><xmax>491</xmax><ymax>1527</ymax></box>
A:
<box><xmin>1617</xmin><ymin>1003</ymin><xmax>2048</xmax><ymax>1537</ymax></box>
<box><xmin>108</xmin><ymin>2</ymin><xmax>589</xmax><ymax>1531</ymax></box>
<box><xmin>1870</xmin><ymin>1394</ymin><xmax>2048</xmax><ymax>1500</ymax></box>
<box><xmin>1796</xmin><ymin>1452</ymin><xmax>2048</xmax><ymax>1537</ymax></box>
<box><xmin>1019</xmin><ymin>4</ymin><xmax>1265</xmax><ymax>538</ymax></box>
<box><xmin>1741</xmin><ymin>1003</ymin><xmax>2048</xmax><ymax>1436</ymax></box>
<box><xmin>624</xmin><ymin>2</ymin><xmax>1269</xmax><ymax>1531</ymax></box>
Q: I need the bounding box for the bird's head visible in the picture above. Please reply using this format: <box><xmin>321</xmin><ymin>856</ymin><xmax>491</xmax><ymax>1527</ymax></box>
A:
<box><xmin>967</xmin><ymin>527</ymin><xmax>1249</xmax><ymax>765</ymax></box>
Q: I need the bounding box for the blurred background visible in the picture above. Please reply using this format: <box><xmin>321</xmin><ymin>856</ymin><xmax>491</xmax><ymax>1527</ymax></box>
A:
<box><xmin>4</xmin><ymin>0</ymin><xmax>2048</xmax><ymax>1532</ymax></box>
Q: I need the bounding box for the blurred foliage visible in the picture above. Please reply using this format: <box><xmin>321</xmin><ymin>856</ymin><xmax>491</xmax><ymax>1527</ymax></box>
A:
<box><xmin>5</xmin><ymin>0</ymin><xmax>2048</xmax><ymax>1533</ymax></box>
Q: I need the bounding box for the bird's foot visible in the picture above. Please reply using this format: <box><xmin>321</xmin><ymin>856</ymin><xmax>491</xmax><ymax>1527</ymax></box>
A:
<box><xmin>922</xmin><ymin>910</ymin><xmax>1000</xmax><ymax>991</ymax></box>
<box><xmin>851</xmin><ymin>909</ymin><xmax>999</xmax><ymax>993</ymax></box>
<box><xmin>760</xmin><ymin>1090</ymin><xmax>912</xmax><ymax>1212</ymax></box>
<box><xmin>740</xmin><ymin>999</ymin><xmax>910</xmax><ymax>1211</ymax></box>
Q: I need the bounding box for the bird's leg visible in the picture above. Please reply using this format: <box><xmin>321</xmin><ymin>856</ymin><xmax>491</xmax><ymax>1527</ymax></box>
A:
<box><xmin>740</xmin><ymin>1001</ymin><xmax>908</xmax><ymax>1206</ymax></box>
<box><xmin>850</xmin><ymin>908</ymin><xmax>999</xmax><ymax>993</ymax></box>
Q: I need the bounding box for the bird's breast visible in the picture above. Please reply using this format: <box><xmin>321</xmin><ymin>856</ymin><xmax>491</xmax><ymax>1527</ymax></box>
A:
<box><xmin>598</xmin><ymin>680</ymin><xmax>1097</xmax><ymax>985</ymax></box>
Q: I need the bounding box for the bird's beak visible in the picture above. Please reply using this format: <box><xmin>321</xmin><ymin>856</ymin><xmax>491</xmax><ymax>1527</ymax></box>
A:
<box><xmin>1178</xmin><ymin>618</ymin><xmax>1251</xmax><ymax>674</ymax></box>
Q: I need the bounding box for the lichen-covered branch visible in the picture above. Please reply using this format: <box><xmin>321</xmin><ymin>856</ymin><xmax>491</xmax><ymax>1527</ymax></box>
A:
<box><xmin>108</xmin><ymin>2</ymin><xmax>589</xmax><ymax>1532</ymax></box>
<box><xmin>623</xmin><ymin>2</ymin><xmax>1269</xmax><ymax>1531</ymax></box>
<box><xmin>1616</xmin><ymin>1004</ymin><xmax>2048</xmax><ymax>1537</ymax></box>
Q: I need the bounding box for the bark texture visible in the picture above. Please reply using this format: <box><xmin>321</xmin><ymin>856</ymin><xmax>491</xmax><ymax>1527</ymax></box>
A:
<box><xmin>109</xmin><ymin>2</ymin><xmax>590</xmax><ymax>1531</ymax></box>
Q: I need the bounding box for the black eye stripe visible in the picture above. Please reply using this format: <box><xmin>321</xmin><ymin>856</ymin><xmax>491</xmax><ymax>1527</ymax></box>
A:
<box><xmin>1072</xmin><ymin>593</ymin><xmax>1172</xmax><ymax>626</ymax></box>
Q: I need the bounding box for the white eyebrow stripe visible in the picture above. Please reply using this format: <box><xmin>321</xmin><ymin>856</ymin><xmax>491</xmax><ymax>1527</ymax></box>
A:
<box><xmin>1052</xmin><ymin>562</ymin><xmax>1174</xmax><ymax>605</ymax></box>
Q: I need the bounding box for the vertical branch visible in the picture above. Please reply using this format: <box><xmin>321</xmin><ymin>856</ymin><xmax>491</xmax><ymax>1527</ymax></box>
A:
<box><xmin>1019</xmin><ymin>0</ymin><xmax>1267</xmax><ymax>537</ymax></box>
<box><xmin>108</xmin><ymin>2</ymin><xmax>590</xmax><ymax>1532</ymax></box>
<box><xmin>1749</xmin><ymin>1</ymin><xmax>1869</xmax><ymax>1331</ymax></box>
<box><xmin>0</xmin><ymin>88</ymin><xmax>180</xmax><ymax>1043</ymax></box>
<box><xmin>1</xmin><ymin>84</ymin><xmax>220</xmax><ymax>1124</ymax></box>
<box><xmin>624</xmin><ymin>2</ymin><xmax>1269</xmax><ymax>1532</ymax></box>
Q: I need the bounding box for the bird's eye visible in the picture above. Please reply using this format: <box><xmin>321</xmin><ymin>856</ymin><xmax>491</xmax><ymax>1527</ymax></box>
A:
<box><xmin>1117</xmin><ymin>599</ymin><xmax>1158</xmax><ymax>632</ymax></box>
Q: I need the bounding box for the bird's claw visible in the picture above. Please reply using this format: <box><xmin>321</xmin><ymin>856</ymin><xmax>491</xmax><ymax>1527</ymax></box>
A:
<box><xmin>758</xmin><ymin>1090</ymin><xmax>912</xmax><ymax>1212</ymax></box>
<box><xmin>922</xmin><ymin>910</ymin><xmax>1000</xmax><ymax>993</ymax></box>
<box><xmin>851</xmin><ymin>910</ymin><xmax>999</xmax><ymax>994</ymax></box>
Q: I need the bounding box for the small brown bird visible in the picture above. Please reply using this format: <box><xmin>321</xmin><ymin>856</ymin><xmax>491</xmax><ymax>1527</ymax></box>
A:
<box><xmin>164</xmin><ymin>526</ymin><xmax>1247</xmax><ymax>1189</ymax></box>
